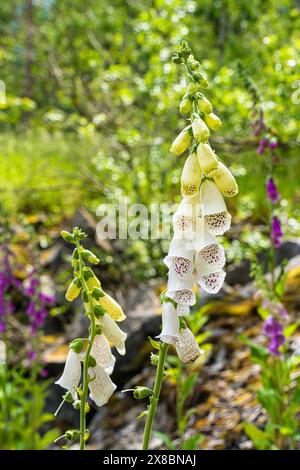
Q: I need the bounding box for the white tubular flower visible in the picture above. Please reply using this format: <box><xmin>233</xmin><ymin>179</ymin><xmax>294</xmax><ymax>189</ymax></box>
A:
<box><xmin>176</xmin><ymin>303</ymin><xmax>190</xmax><ymax>316</ymax></box>
<box><xmin>181</xmin><ymin>152</ymin><xmax>202</xmax><ymax>197</ymax></box>
<box><xmin>166</xmin><ymin>270</ymin><xmax>196</xmax><ymax>307</ymax></box>
<box><xmin>212</xmin><ymin>162</ymin><xmax>238</xmax><ymax>198</ymax></box>
<box><xmin>164</xmin><ymin>237</ymin><xmax>194</xmax><ymax>280</ymax></box>
<box><xmin>197</xmin><ymin>143</ymin><xmax>219</xmax><ymax>177</ymax></box>
<box><xmin>91</xmin><ymin>334</ymin><xmax>116</xmax><ymax>375</ymax></box>
<box><xmin>194</xmin><ymin>219</ymin><xmax>226</xmax><ymax>272</ymax></box>
<box><xmin>98</xmin><ymin>314</ymin><xmax>127</xmax><ymax>355</ymax></box>
<box><xmin>157</xmin><ymin>302</ymin><xmax>180</xmax><ymax>343</ymax></box>
<box><xmin>200</xmin><ymin>180</ymin><xmax>231</xmax><ymax>236</ymax></box>
<box><xmin>88</xmin><ymin>364</ymin><xmax>116</xmax><ymax>407</ymax></box>
<box><xmin>55</xmin><ymin>349</ymin><xmax>81</xmax><ymax>400</ymax></box>
<box><xmin>172</xmin><ymin>327</ymin><xmax>203</xmax><ymax>364</ymax></box>
<box><xmin>192</xmin><ymin>117</ymin><xmax>210</xmax><ymax>142</ymax></box>
<box><xmin>196</xmin><ymin>270</ymin><xmax>226</xmax><ymax>294</ymax></box>
<box><xmin>173</xmin><ymin>193</ymin><xmax>200</xmax><ymax>243</ymax></box>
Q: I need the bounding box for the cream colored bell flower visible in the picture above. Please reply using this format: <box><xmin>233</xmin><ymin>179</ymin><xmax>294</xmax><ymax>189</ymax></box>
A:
<box><xmin>173</xmin><ymin>193</ymin><xmax>200</xmax><ymax>244</ymax></box>
<box><xmin>97</xmin><ymin>313</ymin><xmax>127</xmax><ymax>355</ymax></box>
<box><xmin>197</xmin><ymin>143</ymin><xmax>219</xmax><ymax>177</ymax></box>
<box><xmin>55</xmin><ymin>349</ymin><xmax>81</xmax><ymax>400</ymax></box>
<box><xmin>204</xmin><ymin>113</ymin><xmax>222</xmax><ymax>131</ymax></box>
<box><xmin>91</xmin><ymin>334</ymin><xmax>116</xmax><ymax>375</ymax></box>
<box><xmin>196</xmin><ymin>270</ymin><xmax>226</xmax><ymax>294</ymax></box>
<box><xmin>192</xmin><ymin>117</ymin><xmax>210</xmax><ymax>142</ymax></box>
<box><xmin>164</xmin><ymin>237</ymin><xmax>194</xmax><ymax>280</ymax></box>
<box><xmin>200</xmin><ymin>180</ymin><xmax>231</xmax><ymax>235</ymax></box>
<box><xmin>212</xmin><ymin>162</ymin><xmax>238</xmax><ymax>197</ymax></box>
<box><xmin>181</xmin><ymin>152</ymin><xmax>202</xmax><ymax>196</ymax></box>
<box><xmin>157</xmin><ymin>302</ymin><xmax>180</xmax><ymax>343</ymax></box>
<box><xmin>88</xmin><ymin>364</ymin><xmax>116</xmax><ymax>407</ymax></box>
<box><xmin>96</xmin><ymin>293</ymin><xmax>126</xmax><ymax>322</ymax></box>
<box><xmin>194</xmin><ymin>220</ymin><xmax>226</xmax><ymax>272</ymax></box>
<box><xmin>170</xmin><ymin>127</ymin><xmax>192</xmax><ymax>155</ymax></box>
<box><xmin>172</xmin><ymin>326</ymin><xmax>204</xmax><ymax>364</ymax></box>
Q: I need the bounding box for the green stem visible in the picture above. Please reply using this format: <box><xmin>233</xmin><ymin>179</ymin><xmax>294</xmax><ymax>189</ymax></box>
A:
<box><xmin>142</xmin><ymin>342</ymin><xmax>169</xmax><ymax>450</ymax></box>
<box><xmin>77</xmin><ymin>244</ymin><xmax>96</xmax><ymax>451</ymax></box>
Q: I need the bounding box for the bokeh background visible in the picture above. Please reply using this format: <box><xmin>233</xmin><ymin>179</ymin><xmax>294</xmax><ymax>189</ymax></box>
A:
<box><xmin>0</xmin><ymin>0</ymin><xmax>299</xmax><ymax>450</ymax></box>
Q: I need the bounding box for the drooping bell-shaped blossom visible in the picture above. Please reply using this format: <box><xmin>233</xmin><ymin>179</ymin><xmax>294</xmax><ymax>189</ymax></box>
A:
<box><xmin>257</xmin><ymin>138</ymin><xmax>269</xmax><ymax>155</ymax></box>
<box><xmin>194</xmin><ymin>219</ymin><xmax>226</xmax><ymax>272</ymax></box>
<box><xmin>164</xmin><ymin>237</ymin><xmax>194</xmax><ymax>280</ymax></box>
<box><xmin>200</xmin><ymin>180</ymin><xmax>231</xmax><ymax>236</ymax></box>
<box><xmin>171</xmin><ymin>326</ymin><xmax>204</xmax><ymax>364</ymax></box>
<box><xmin>266</xmin><ymin>178</ymin><xmax>280</xmax><ymax>204</ymax></box>
<box><xmin>97</xmin><ymin>314</ymin><xmax>127</xmax><ymax>356</ymax></box>
<box><xmin>157</xmin><ymin>302</ymin><xmax>180</xmax><ymax>343</ymax></box>
<box><xmin>166</xmin><ymin>273</ymin><xmax>196</xmax><ymax>307</ymax></box>
<box><xmin>88</xmin><ymin>364</ymin><xmax>116</xmax><ymax>407</ymax></box>
<box><xmin>173</xmin><ymin>193</ymin><xmax>200</xmax><ymax>244</ymax></box>
<box><xmin>212</xmin><ymin>162</ymin><xmax>238</xmax><ymax>197</ymax></box>
<box><xmin>91</xmin><ymin>334</ymin><xmax>116</xmax><ymax>376</ymax></box>
<box><xmin>271</xmin><ymin>216</ymin><xmax>283</xmax><ymax>248</ymax></box>
<box><xmin>197</xmin><ymin>143</ymin><xmax>219</xmax><ymax>177</ymax></box>
<box><xmin>196</xmin><ymin>270</ymin><xmax>226</xmax><ymax>294</ymax></box>
<box><xmin>181</xmin><ymin>152</ymin><xmax>202</xmax><ymax>197</ymax></box>
<box><xmin>96</xmin><ymin>293</ymin><xmax>126</xmax><ymax>322</ymax></box>
<box><xmin>55</xmin><ymin>349</ymin><xmax>82</xmax><ymax>400</ymax></box>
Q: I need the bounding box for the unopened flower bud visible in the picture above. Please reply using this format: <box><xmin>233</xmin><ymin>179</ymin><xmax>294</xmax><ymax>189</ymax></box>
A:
<box><xmin>83</xmin><ymin>267</ymin><xmax>101</xmax><ymax>290</ymax></box>
<box><xmin>65</xmin><ymin>278</ymin><xmax>82</xmax><ymax>301</ymax></box>
<box><xmin>69</xmin><ymin>338</ymin><xmax>85</xmax><ymax>353</ymax></box>
<box><xmin>61</xmin><ymin>230</ymin><xmax>75</xmax><ymax>243</ymax></box>
<box><xmin>181</xmin><ymin>152</ymin><xmax>202</xmax><ymax>196</ymax></box>
<box><xmin>192</xmin><ymin>117</ymin><xmax>210</xmax><ymax>142</ymax></box>
<box><xmin>198</xmin><ymin>96</ymin><xmax>213</xmax><ymax>114</ymax></box>
<box><xmin>82</xmin><ymin>249</ymin><xmax>100</xmax><ymax>265</ymax></box>
<box><xmin>197</xmin><ymin>143</ymin><xmax>219</xmax><ymax>176</ymax></box>
<box><xmin>133</xmin><ymin>386</ymin><xmax>152</xmax><ymax>399</ymax></box>
<box><xmin>170</xmin><ymin>127</ymin><xmax>192</xmax><ymax>156</ymax></box>
<box><xmin>205</xmin><ymin>113</ymin><xmax>222</xmax><ymax>131</ymax></box>
<box><xmin>179</xmin><ymin>96</ymin><xmax>192</xmax><ymax>115</ymax></box>
<box><xmin>65</xmin><ymin>429</ymin><xmax>80</xmax><ymax>441</ymax></box>
<box><xmin>212</xmin><ymin>162</ymin><xmax>238</xmax><ymax>197</ymax></box>
<box><xmin>187</xmin><ymin>82</ymin><xmax>201</xmax><ymax>95</ymax></box>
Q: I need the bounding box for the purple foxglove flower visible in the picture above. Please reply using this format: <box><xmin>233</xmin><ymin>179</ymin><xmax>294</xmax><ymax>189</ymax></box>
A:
<box><xmin>266</xmin><ymin>178</ymin><xmax>280</xmax><ymax>204</ymax></box>
<box><xmin>0</xmin><ymin>321</ymin><xmax>6</xmax><ymax>333</ymax></box>
<box><xmin>269</xmin><ymin>140</ymin><xmax>278</xmax><ymax>150</ymax></box>
<box><xmin>271</xmin><ymin>216</ymin><xmax>283</xmax><ymax>247</ymax></box>
<box><xmin>262</xmin><ymin>315</ymin><xmax>283</xmax><ymax>338</ymax></box>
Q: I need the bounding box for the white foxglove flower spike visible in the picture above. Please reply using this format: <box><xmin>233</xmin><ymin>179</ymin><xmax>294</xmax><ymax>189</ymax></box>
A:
<box><xmin>181</xmin><ymin>152</ymin><xmax>202</xmax><ymax>197</ymax></box>
<box><xmin>91</xmin><ymin>334</ymin><xmax>116</xmax><ymax>375</ymax></box>
<box><xmin>196</xmin><ymin>270</ymin><xmax>226</xmax><ymax>294</ymax></box>
<box><xmin>55</xmin><ymin>349</ymin><xmax>81</xmax><ymax>400</ymax></box>
<box><xmin>157</xmin><ymin>301</ymin><xmax>180</xmax><ymax>343</ymax></box>
<box><xmin>164</xmin><ymin>237</ymin><xmax>194</xmax><ymax>280</ymax></box>
<box><xmin>200</xmin><ymin>180</ymin><xmax>231</xmax><ymax>236</ymax></box>
<box><xmin>171</xmin><ymin>327</ymin><xmax>204</xmax><ymax>364</ymax></box>
<box><xmin>88</xmin><ymin>364</ymin><xmax>117</xmax><ymax>407</ymax></box>
<box><xmin>98</xmin><ymin>314</ymin><xmax>127</xmax><ymax>355</ymax></box>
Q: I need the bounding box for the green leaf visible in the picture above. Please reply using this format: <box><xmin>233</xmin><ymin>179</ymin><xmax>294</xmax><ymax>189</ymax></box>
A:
<box><xmin>148</xmin><ymin>336</ymin><xmax>160</xmax><ymax>350</ymax></box>
<box><xmin>153</xmin><ymin>431</ymin><xmax>176</xmax><ymax>450</ymax></box>
<box><xmin>182</xmin><ymin>434</ymin><xmax>203</xmax><ymax>450</ymax></box>
<box><xmin>182</xmin><ymin>373</ymin><xmax>198</xmax><ymax>402</ymax></box>
<box><xmin>243</xmin><ymin>423</ymin><xmax>271</xmax><ymax>450</ymax></box>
